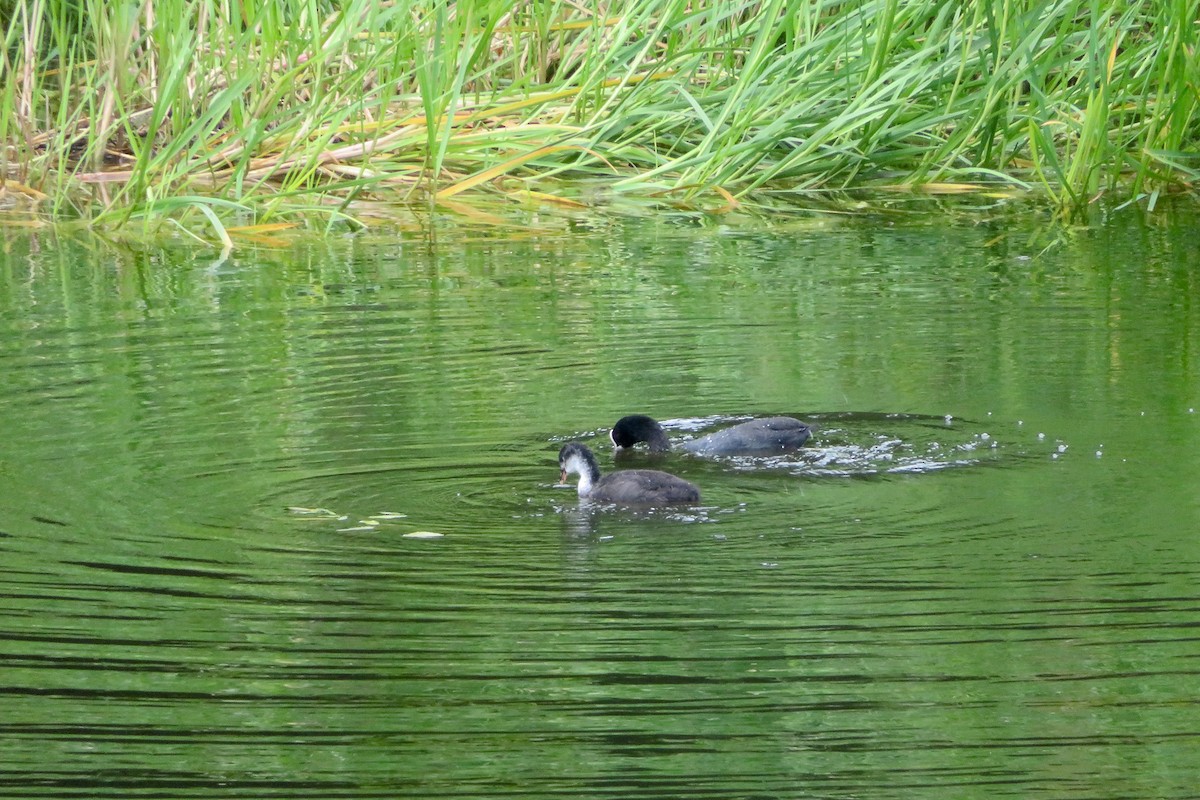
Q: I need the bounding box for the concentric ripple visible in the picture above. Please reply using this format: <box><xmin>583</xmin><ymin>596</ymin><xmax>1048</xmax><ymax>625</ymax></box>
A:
<box><xmin>2</xmin><ymin>218</ymin><xmax>1199</xmax><ymax>800</ymax></box>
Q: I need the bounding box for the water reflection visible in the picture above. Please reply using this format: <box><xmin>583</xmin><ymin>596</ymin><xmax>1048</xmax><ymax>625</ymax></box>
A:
<box><xmin>1</xmin><ymin>208</ymin><xmax>1199</xmax><ymax>798</ymax></box>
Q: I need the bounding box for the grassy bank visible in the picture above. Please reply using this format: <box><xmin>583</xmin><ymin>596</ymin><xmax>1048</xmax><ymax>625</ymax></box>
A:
<box><xmin>2</xmin><ymin>0</ymin><xmax>1198</xmax><ymax>236</ymax></box>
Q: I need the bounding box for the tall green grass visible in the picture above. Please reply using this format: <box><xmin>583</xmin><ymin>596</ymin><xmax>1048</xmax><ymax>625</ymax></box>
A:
<box><xmin>2</xmin><ymin>0</ymin><xmax>1198</xmax><ymax>234</ymax></box>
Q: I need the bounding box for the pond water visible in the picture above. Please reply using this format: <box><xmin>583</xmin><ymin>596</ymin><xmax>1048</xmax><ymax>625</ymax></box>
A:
<box><xmin>1</xmin><ymin>204</ymin><xmax>1198</xmax><ymax>798</ymax></box>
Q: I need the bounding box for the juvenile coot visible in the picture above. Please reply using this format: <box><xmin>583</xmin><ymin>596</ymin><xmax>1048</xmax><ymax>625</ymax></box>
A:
<box><xmin>611</xmin><ymin>414</ymin><xmax>812</xmax><ymax>455</ymax></box>
<box><xmin>558</xmin><ymin>442</ymin><xmax>700</xmax><ymax>504</ymax></box>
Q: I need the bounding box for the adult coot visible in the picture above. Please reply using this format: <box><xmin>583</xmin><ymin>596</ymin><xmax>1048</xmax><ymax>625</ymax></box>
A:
<box><xmin>611</xmin><ymin>414</ymin><xmax>811</xmax><ymax>455</ymax></box>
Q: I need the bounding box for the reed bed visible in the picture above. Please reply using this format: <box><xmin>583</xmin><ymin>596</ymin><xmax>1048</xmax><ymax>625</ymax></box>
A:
<box><xmin>2</xmin><ymin>0</ymin><xmax>1198</xmax><ymax>234</ymax></box>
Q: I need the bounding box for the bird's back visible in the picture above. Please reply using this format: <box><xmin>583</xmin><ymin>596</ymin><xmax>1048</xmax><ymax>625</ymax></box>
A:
<box><xmin>592</xmin><ymin>469</ymin><xmax>700</xmax><ymax>504</ymax></box>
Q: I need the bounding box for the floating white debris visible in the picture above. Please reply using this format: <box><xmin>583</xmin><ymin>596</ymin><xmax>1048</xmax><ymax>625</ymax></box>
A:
<box><xmin>338</xmin><ymin>519</ymin><xmax>380</xmax><ymax>532</ymax></box>
<box><xmin>374</xmin><ymin>511</ymin><xmax>408</xmax><ymax>520</ymax></box>
<box><xmin>288</xmin><ymin>506</ymin><xmax>340</xmax><ymax>517</ymax></box>
<box><xmin>1037</xmin><ymin>432</ymin><xmax>1046</xmax><ymax>440</ymax></box>
<box><xmin>403</xmin><ymin>531</ymin><xmax>444</xmax><ymax>539</ymax></box>
<box><xmin>1057</xmin><ymin>444</ymin><xmax>1068</xmax><ymax>453</ymax></box>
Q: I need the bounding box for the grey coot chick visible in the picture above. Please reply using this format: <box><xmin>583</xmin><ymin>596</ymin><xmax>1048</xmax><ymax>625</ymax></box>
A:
<box><xmin>611</xmin><ymin>414</ymin><xmax>812</xmax><ymax>455</ymax></box>
<box><xmin>558</xmin><ymin>442</ymin><xmax>700</xmax><ymax>504</ymax></box>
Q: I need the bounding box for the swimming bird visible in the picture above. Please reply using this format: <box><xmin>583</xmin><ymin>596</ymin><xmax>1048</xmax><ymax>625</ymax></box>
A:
<box><xmin>557</xmin><ymin>442</ymin><xmax>700</xmax><ymax>504</ymax></box>
<box><xmin>611</xmin><ymin>414</ymin><xmax>812</xmax><ymax>455</ymax></box>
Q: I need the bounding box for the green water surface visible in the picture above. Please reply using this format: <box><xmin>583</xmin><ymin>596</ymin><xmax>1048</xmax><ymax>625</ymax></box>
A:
<box><xmin>1</xmin><ymin>205</ymin><xmax>1198</xmax><ymax>798</ymax></box>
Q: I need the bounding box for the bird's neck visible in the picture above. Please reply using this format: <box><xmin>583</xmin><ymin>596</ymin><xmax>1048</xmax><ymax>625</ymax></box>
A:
<box><xmin>572</xmin><ymin>452</ymin><xmax>601</xmax><ymax>496</ymax></box>
<box><xmin>646</xmin><ymin>428</ymin><xmax>671</xmax><ymax>452</ymax></box>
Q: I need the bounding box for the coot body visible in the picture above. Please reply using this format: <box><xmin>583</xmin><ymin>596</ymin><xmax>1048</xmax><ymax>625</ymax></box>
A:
<box><xmin>611</xmin><ymin>414</ymin><xmax>811</xmax><ymax>455</ymax></box>
<box><xmin>558</xmin><ymin>442</ymin><xmax>700</xmax><ymax>504</ymax></box>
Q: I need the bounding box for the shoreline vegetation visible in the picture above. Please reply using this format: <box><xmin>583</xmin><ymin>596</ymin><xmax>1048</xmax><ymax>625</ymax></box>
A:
<box><xmin>2</xmin><ymin>0</ymin><xmax>1198</xmax><ymax>239</ymax></box>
